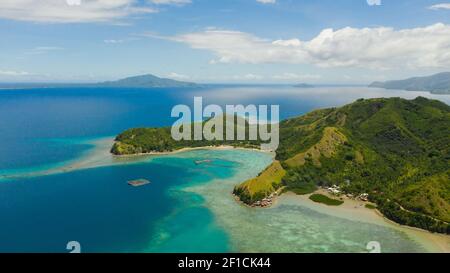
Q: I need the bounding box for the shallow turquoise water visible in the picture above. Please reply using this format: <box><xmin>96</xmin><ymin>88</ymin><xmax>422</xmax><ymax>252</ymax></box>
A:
<box><xmin>1</xmin><ymin>86</ymin><xmax>446</xmax><ymax>253</ymax></box>
<box><xmin>0</xmin><ymin>149</ymin><xmax>249</xmax><ymax>253</ymax></box>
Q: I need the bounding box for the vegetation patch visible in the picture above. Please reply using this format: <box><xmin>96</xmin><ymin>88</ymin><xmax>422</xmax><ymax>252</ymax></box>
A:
<box><xmin>395</xmin><ymin>172</ymin><xmax>450</xmax><ymax>222</ymax></box>
<box><xmin>233</xmin><ymin>161</ymin><xmax>286</xmax><ymax>204</ymax></box>
<box><xmin>309</xmin><ymin>194</ymin><xmax>344</xmax><ymax>206</ymax></box>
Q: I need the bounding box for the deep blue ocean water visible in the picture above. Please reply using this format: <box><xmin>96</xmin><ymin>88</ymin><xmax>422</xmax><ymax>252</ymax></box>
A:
<box><xmin>0</xmin><ymin>157</ymin><xmax>235</xmax><ymax>253</ymax></box>
<box><xmin>1</xmin><ymin>86</ymin><xmax>449</xmax><ymax>171</ymax></box>
<box><xmin>0</xmin><ymin>86</ymin><xmax>448</xmax><ymax>252</ymax></box>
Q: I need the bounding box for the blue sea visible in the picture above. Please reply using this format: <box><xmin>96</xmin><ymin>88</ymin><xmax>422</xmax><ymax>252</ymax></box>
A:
<box><xmin>0</xmin><ymin>86</ymin><xmax>449</xmax><ymax>253</ymax></box>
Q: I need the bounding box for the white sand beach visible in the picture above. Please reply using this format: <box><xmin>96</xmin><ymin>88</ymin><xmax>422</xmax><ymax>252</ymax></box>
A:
<box><xmin>277</xmin><ymin>191</ymin><xmax>450</xmax><ymax>253</ymax></box>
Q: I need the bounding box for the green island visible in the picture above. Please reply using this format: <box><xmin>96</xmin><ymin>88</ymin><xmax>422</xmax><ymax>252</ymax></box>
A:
<box><xmin>112</xmin><ymin>97</ymin><xmax>450</xmax><ymax>234</ymax></box>
<box><xmin>111</xmin><ymin>115</ymin><xmax>261</xmax><ymax>155</ymax></box>
<box><xmin>309</xmin><ymin>194</ymin><xmax>344</xmax><ymax>206</ymax></box>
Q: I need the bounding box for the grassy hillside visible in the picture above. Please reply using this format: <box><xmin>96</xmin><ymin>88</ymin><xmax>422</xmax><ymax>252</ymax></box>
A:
<box><xmin>233</xmin><ymin>161</ymin><xmax>286</xmax><ymax>204</ymax></box>
<box><xmin>236</xmin><ymin>97</ymin><xmax>450</xmax><ymax>233</ymax></box>
<box><xmin>113</xmin><ymin>97</ymin><xmax>450</xmax><ymax>233</ymax></box>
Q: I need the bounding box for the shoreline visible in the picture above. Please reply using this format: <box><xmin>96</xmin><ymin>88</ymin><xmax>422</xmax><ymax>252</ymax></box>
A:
<box><xmin>184</xmin><ymin>154</ymin><xmax>447</xmax><ymax>253</ymax></box>
<box><xmin>232</xmin><ymin>177</ymin><xmax>450</xmax><ymax>253</ymax></box>
<box><xmin>276</xmin><ymin>190</ymin><xmax>450</xmax><ymax>253</ymax></box>
<box><xmin>112</xmin><ymin>144</ymin><xmax>275</xmax><ymax>158</ymax></box>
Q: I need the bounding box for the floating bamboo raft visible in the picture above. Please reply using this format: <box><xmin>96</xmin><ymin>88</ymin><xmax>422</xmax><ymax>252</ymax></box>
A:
<box><xmin>127</xmin><ymin>179</ymin><xmax>151</xmax><ymax>187</ymax></box>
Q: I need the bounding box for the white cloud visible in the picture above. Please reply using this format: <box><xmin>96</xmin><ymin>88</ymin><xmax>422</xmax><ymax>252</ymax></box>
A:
<box><xmin>0</xmin><ymin>70</ymin><xmax>30</xmax><ymax>76</ymax></box>
<box><xmin>150</xmin><ymin>0</ymin><xmax>192</xmax><ymax>5</ymax></box>
<box><xmin>256</xmin><ymin>0</ymin><xmax>276</xmax><ymax>4</ymax></box>
<box><xmin>24</xmin><ymin>46</ymin><xmax>64</xmax><ymax>55</ymax></box>
<box><xmin>367</xmin><ymin>0</ymin><xmax>381</xmax><ymax>6</ymax></box>
<box><xmin>428</xmin><ymin>3</ymin><xmax>450</xmax><ymax>10</ymax></box>
<box><xmin>0</xmin><ymin>0</ymin><xmax>157</xmax><ymax>23</ymax></box>
<box><xmin>168</xmin><ymin>23</ymin><xmax>450</xmax><ymax>69</ymax></box>
<box><xmin>272</xmin><ymin>73</ymin><xmax>321</xmax><ymax>81</ymax></box>
<box><xmin>104</xmin><ymin>39</ymin><xmax>124</xmax><ymax>44</ymax></box>
<box><xmin>34</xmin><ymin>46</ymin><xmax>63</xmax><ymax>50</ymax></box>
<box><xmin>167</xmin><ymin>72</ymin><xmax>190</xmax><ymax>80</ymax></box>
<box><xmin>66</xmin><ymin>0</ymin><xmax>82</xmax><ymax>6</ymax></box>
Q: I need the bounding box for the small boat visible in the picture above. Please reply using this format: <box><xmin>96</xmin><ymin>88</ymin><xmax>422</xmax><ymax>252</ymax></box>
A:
<box><xmin>194</xmin><ymin>159</ymin><xmax>213</xmax><ymax>165</ymax></box>
<box><xmin>127</xmin><ymin>179</ymin><xmax>151</xmax><ymax>187</ymax></box>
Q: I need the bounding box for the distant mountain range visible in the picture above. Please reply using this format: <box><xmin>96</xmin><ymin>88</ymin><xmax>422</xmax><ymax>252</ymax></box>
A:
<box><xmin>0</xmin><ymin>74</ymin><xmax>200</xmax><ymax>89</ymax></box>
<box><xmin>94</xmin><ymin>74</ymin><xmax>199</xmax><ymax>88</ymax></box>
<box><xmin>369</xmin><ymin>72</ymin><xmax>450</xmax><ymax>94</ymax></box>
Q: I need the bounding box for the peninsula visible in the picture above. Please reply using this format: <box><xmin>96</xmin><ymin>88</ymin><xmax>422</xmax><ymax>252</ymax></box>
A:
<box><xmin>369</xmin><ymin>72</ymin><xmax>450</xmax><ymax>94</ymax></box>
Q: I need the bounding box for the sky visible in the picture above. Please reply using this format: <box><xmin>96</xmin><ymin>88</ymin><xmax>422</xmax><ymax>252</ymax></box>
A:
<box><xmin>0</xmin><ymin>0</ymin><xmax>449</xmax><ymax>84</ymax></box>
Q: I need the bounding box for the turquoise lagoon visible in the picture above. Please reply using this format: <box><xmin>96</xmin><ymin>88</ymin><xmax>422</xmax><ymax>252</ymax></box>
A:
<box><xmin>0</xmin><ymin>143</ymin><xmax>430</xmax><ymax>253</ymax></box>
<box><xmin>1</xmin><ymin>86</ymin><xmax>449</xmax><ymax>253</ymax></box>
